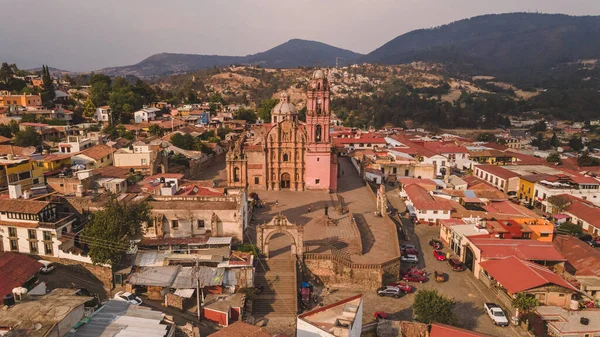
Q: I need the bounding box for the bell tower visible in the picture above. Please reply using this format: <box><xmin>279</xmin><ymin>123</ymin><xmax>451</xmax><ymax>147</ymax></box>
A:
<box><xmin>304</xmin><ymin>69</ymin><xmax>337</xmax><ymax>192</ymax></box>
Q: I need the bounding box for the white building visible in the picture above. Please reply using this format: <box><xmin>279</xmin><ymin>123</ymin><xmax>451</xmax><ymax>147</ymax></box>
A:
<box><xmin>534</xmin><ymin>175</ymin><xmax>600</xmax><ymax>209</ymax></box>
<box><xmin>113</xmin><ymin>141</ymin><xmax>158</xmax><ymax>173</ymax></box>
<box><xmin>134</xmin><ymin>107</ymin><xmax>160</xmax><ymax>123</ymax></box>
<box><xmin>404</xmin><ymin>183</ymin><xmax>453</xmax><ymax>224</ymax></box>
<box><xmin>297</xmin><ymin>295</ymin><xmax>363</xmax><ymax>337</ymax></box>
<box><xmin>473</xmin><ymin>164</ymin><xmax>520</xmax><ymax>194</ymax></box>
<box><xmin>95</xmin><ymin>106</ymin><xmax>111</xmax><ymax>122</ymax></box>
<box><xmin>58</xmin><ymin>135</ymin><xmax>94</xmax><ymax>154</ymax></box>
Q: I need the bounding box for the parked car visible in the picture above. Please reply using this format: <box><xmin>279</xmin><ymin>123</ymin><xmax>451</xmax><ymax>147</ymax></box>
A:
<box><xmin>38</xmin><ymin>260</ymin><xmax>56</xmax><ymax>274</ymax></box>
<box><xmin>484</xmin><ymin>303</ymin><xmax>509</xmax><ymax>326</ymax></box>
<box><xmin>433</xmin><ymin>250</ymin><xmax>447</xmax><ymax>261</ymax></box>
<box><xmin>388</xmin><ymin>282</ymin><xmax>415</xmax><ymax>293</ymax></box>
<box><xmin>402</xmin><ymin>274</ymin><xmax>427</xmax><ymax>283</ymax></box>
<box><xmin>113</xmin><ymin>291</ymin><xmax>143</xmax><ymax>305</ymax></box>
<box><xmin>586</xmin><ymin>240</ymin><xmax>600</xmax><ymax>248</ymax></box>
<box><xmin>429</xmin><ymin>239</ymin><xmax>443</xmax><ymax>249</ymax></box>
<box><xmin>400</xmin><ymin>244</ymin><xmax>416</xmax><ymax>251</ymax></box>
<box><xmin>401</xmin><ymin>254</ymin><xmax>419</xmax><ymax>264</ymax></box>
<box><xmin>377</xmin><ymin>286</ymin><xmax>403</xmax><ymax>298</ymax></box>
<box><xmin>402</xmin><ymin>247</ymin><xmax>420</xmax><ymax>256</ymax></box>
<box><xmin>448</xmin><ymin>258</ymin><xmax>465</xmax><ymax>271</ymax></box>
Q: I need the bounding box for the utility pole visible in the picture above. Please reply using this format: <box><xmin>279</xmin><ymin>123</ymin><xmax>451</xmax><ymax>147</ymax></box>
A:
<box><xmin>195</xmin><ymin>258</ymin><xmax>201</xmax><ymax>321</ymax></box>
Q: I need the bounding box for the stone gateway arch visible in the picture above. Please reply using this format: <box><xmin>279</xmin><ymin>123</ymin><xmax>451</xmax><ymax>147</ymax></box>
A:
<box><xmin>256</xmin><ymin>214</ymin><xmax>304</xmax><ymax>259</ymax></box>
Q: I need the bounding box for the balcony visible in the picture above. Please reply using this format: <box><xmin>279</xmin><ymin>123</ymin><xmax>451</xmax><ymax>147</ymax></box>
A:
<box><xmin>38</xmin><ymin>213</ymin><xmax>77</xmax><ymax>229</ymax></box>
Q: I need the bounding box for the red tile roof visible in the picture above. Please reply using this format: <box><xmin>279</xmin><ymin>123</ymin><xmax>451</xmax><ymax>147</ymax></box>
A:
<box><xmin>559</xmin><ymin>195</ymin><xmax>600</xmax><ymax>230</ymax></box>
<box><xmin>0</xmin><ymin>253</ymin><xmax>42</xmax><ymax>296</ymax></box>
<box><xmin>0</xmin><ymin>199</ymin><xmax>50</xmax><ymax>214</ymax></box>
<box><xmin>553</xmin><ymin>235</ymin><xmax>600</xmax><ymax>277</ymax></box>
<box><xmin>405</xmin><ymin>184</ymin><xmax>453</xmax><ymax>211</ymax></box>
<box><xmin>470</xmin><ymin>238</ymin><xmax>565</xmax><ymax>261</ymax></box>
<box><xmin>430</xmin><ymin>323</ymin><xmax>494</xmax><ymax>337</ymax></box>
<box><xmin>475</xmin><ymin>164</ymin><xmax>519</xmax><ymax>179</ymax></box>
<box><xmin>78</xmin><ymin>144</ymin><xmax>116</xmax><ymax>161</ymax></box>
<box><xmin>479</xmin><ymin>256</ymin><xmax>576</xmax><ymax>294</ymax></box>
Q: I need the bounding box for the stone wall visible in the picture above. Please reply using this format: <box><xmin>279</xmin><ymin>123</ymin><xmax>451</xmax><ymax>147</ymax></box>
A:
<box><xmin>304</xmin><ymin>257</ymin><xmax>400</xmax><ymax>291</ymax></box>
<box><xmin>42</xmin><ymin>256</ymin><xmax>114</xmax><ymax>295</ymax></box>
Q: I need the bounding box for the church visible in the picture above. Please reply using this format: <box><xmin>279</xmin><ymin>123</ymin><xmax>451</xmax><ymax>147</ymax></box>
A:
<box><xmin>226</xmin><ymin>69</ymin><xmax>337</xmax><ymax>192</ymax></box>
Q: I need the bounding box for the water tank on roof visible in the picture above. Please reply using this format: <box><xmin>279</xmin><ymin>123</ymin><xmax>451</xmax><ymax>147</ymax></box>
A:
<box><xmin>570</xmin><ymin>299</ymin><xmax>579</xmax><ymax>311</ymax></box>
<box><xmin>3</xmin><ymin>294</ymin><xmax>15</xmax><ymax>306</ymax></box>
<box><xmin>581</xmin><ymin>317</ymin><xmax>590</xmax><ymax>325</ymax></box>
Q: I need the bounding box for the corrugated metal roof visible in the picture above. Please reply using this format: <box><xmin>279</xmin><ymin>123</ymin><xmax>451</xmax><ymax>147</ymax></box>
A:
<box><xmin>128</xmin><ymin>266</ymin><xmax>180</xmax><ymax>287</ymax></box>
<box><xmin>72</xmin><ymin>300</ymin><xmax>172</xmax><ymax>337</ymax></box>
<box><xmin>464</xmin><ymin>190</ymin><xmax>477</xmax><ymax>198</ymax></box>
<box><xmin>207</xmin><ymin>237</ymin><xmax>233</xmax><ymax>245</ymax></box>
<box><xmin>171</xmin><ymin>266</ymin><xmax>224</xmax><ymax>289</ymax></box>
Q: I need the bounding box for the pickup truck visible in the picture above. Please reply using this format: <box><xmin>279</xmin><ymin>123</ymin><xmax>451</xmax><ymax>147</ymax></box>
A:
<box><xmin>484</xmin><ymin>303</ymin><xmax>509</xmax><ymax>326</ymax></box>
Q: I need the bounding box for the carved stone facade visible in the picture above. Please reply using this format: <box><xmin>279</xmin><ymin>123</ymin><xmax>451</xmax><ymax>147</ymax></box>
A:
<box><xmin>226</xmin><ymin>70</ymin><xmax>336</xmax><ymax>192</ymax></box>
<box><xmin>256</xmin><ymin>214</ymin><xmax>304</xmax><ymax>259</ymax></box>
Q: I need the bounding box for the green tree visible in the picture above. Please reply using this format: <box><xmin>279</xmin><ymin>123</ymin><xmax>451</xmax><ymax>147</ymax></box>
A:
<box><xmin>217</xmin><ymin>127</ymin><xmax>232</xmax><ymax>140</ymax></box>
<box><xmin>14</xmin><ymin>127</ymin><xmax>41</xmax><ymax>147</ymax></box>
<box><xmin>569</xmin><ymin>136</ymin><xmax>584</xmax><ymax>152</ymax></box>
<box><xmin>257</xmin><ymin>98</ymin><xmax>279</xmax><ymax>121</ymax></box>
<box><xmin>109</xmin><ymin>77</ymin><xmax>142</xmax><ymax>123</ymax></box>
<box><xmin>530</xmin><ymin>121</ymin><xmax>547</xmax><ymax>133</ymax></box>
<box><xmin>83</xmin><ymin>97</ymin><xmax>96</xmax><ymax>118</ymax></box>
<box><xmin>413</xmin><ymin>289</ymin><xmax>458</xmax><ymax>326</ymax></box>
<box><xmin>170</xmin><ymin>133</ymin><xmax>197</xmax><ymax>150</ymax></box>
<box><xmin>233</xmin><ymin>108</ymin><xmax>257</xmax><ymax>122</ymax></box>
<box><xmin>9</xmin><ymin>120</ymin><xmax>19</xmax><ymax>135</ymax></box>
<box><xmin>546</xmin><ymin>153</ymin><xmax>561</xmax><ymax>164</ymax></box>
<box><xmin>89</xmin><ymin>73</ymin><xmax>112</xmax><ymax>107</ymax></box>
<box><xmin>556</xmin><ymin>222</ymin><xmax>583</xmax><ymax>236</ymax></box>
<box><xmin>0</xmin><ymin>124</ymin><xmax>13</xmax><ymax>138</ymax></box>
<box><xmin>83</xmin><ymin>195</ymin><xmax>150</xmax><ymax>265</ymax></box>
<box><xmin>547</xmin><ymin>195</ymin><xmax>571</xmax><ymax>213</ymax></box>
<box><xmin>40</xmin><ymin>65</ymin><xmax>56</xmax><ymax>106</ymax></box>
<box><xmin>550</xmin><ymin>133</ymin><xmax>559</xmax><ymax>148</ymax></box>
<box><xmin>148</xmin><ymin>124</ymin><xmax>163</xmax><ymax>136</ymax></box>
<box><xmin>578</xmin><ymin>151</ymin><xmax>600</xmax><ymax>167</ymax></box>
<box><xmin>476</xmin><ymin>132</ymin><xmax>497</xmax><ymax>142</ymax></box>
<box><xmin>0</xmin><ymin>62</ymin><xmax>13</xmax><ymax>85</ymax></box>
<box><xmin>512</xmin><ymin>293</ymin><xmax>540</xmax><ymax>315</ymax></box>
<box><xmin>132</xmin><ymin>79</ymin><xmax>156</xmax><ymax>105</ymax></box>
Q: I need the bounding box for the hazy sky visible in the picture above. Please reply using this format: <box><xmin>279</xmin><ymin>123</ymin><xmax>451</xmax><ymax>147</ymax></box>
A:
<box><xmin>1</xmin><ymin>0</ymin><xmax>600</xmax><ymax>72</ymax></box>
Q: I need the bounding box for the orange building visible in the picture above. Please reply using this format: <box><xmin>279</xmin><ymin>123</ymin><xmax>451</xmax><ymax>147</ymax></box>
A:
<box><xmin>0</xmin><ymin>92</ymin><xmax>42</xmax><ymax>107</ymax></box>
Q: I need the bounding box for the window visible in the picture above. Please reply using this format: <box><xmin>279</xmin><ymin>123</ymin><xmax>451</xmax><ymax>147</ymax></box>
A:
<box><xmin>43</xmin><ymin>231</ymin><xmax>51</xmax><ymax>241</ymax></box>
<box><xmin>8</xmin><ymin>227</ymin><xmax>17</xmax><ymax>237</ymax></box>
<box><xmin>254</xmin><ymin>177</ymin><xmax>260</xmax><ymax>184</ymax></box>
<box><xmin>433</xmin><ymin>210</ymin><xmax>438</xmax><ymax>214</ymax></box>
<box><xmin>197</xmin><ymin>220</ymin><xmax>205</xmax><ymax>229</ymax></box>
<box><xmin>10</xmin><ymin>240</ymin><xmax>18</xmax><ymax>251</ymax></box>
<box><xmin>29</xmin><ymin>241</ymin><xmax>38</xmax><ymax>254</ymax></box>
<box><xmin>33</xmin><ymin>178</ymin><xmax>39</xmax><ymax>184</ymax></box>
<box><xmin>283</xmin><ymin>153</ymin><xmax>289</xmax><ymax>162</ymax></box>
<box><xmin>101</xmin><ymin>158</ymin><xmax>104</xmax><ymax>163</ymax></box>
<box><xmin>28</xmin><ymin>229</ymin><xmax>36</xmax><ymax>239</ymax></box>
<box><xmin>317</xmin><ymin>158</ymin><xmax>320</xmax><ymax>162</ymax></box>
<box><xmin>234</xmin><ymin>167</ymin><xmax>240</xmax><ymax>182</ymax></box>
<box><xmin>171</xmin><ymin>220</ymin><xmax>179</xmax><ymax>229</ymax></box>
<box><xmin>141</xmin><ymin>158</ymin><xmax>147</xmax><ymax>165</ymax></box>
<box><xmin>393</xmin><ymin>168</ymin><xmax>397</xmax><ymax>174</ymax></box>
<box><xmin>540</xmin><ymin>233</ymin><xmax>550</xmax><ymax>238</ymax></box>
<box><xmin>315</xmin><ymin>179</ymin><xmax>320</xmax><ymax>184</ymax></box>
<box><xmin>44</xmin><ymin>243</ymin><xmax>53</xmax><ymax>256</ymax></box>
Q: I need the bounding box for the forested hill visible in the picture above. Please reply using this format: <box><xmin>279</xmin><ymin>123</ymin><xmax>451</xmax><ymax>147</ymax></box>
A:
<box><xmin>363</xmin><ymin>13</ymin><xmax>600</xmax><ymax>80</ymax></box>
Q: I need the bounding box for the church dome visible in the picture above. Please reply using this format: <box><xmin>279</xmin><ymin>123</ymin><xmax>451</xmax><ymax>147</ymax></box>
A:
<box><xmin>272</xmin><ymin>92</ymin><xmax>297</xmax><ymax>115</ymax></box>
<box><xmin>313</xmin><ymin>69</ymin><xmax>325</xmax><ymax>79</ymax></box>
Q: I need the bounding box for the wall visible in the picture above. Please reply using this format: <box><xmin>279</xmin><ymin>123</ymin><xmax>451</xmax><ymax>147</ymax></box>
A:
<box><xmin>114</xmin><ymin>152</ymin><xmax>153</xmax><ymax>168</ymax></box>
<box><xmin>52</xmin><ymin>304</ymin><xmax>85</xmax><ymax>337</ymax></box>
<box><xmin>304</xmin><ymin>257</ymin><xmax>400</xmax><ymax>290</ymax></box>
<box><xmin>42</xmin><ymin>256</ymin><xmax>114</xmax><ymax>295</ymax></box>
<box><xmin>297</xmin><ymin>317</ymin><xmax>334</xmax><ymax>337</ymax></box>
<box><xmin>414</xmin><ymin>209</ymin><xmax>451</xmax><ymax>223</ymax></box>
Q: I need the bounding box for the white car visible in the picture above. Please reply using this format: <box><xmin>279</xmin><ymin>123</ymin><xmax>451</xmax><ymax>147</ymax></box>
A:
<box><xmin>401</xmin><ymin>254</ymin><xmax>419</xmax><ymax>264</ymax></box>
<box><xmin>113</xmin><ymin>291</ymin><xmax>143</xmax><ymax>305</ymax></box>
<box><xmin>38</xmin><ymin>260</ymin><xmax>56</xmax><ymax>274</ymax></box>
<box><xmin>484</xmin><ymin>303</ymin><xmax>509</xmax><ymax>326</ymax></box>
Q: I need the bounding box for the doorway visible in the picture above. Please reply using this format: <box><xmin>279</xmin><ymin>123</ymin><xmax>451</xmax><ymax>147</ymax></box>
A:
<box><xmin>280</xmin><ymin>172</ymin><xmax>291</xmax><ymax>189</ymax></box>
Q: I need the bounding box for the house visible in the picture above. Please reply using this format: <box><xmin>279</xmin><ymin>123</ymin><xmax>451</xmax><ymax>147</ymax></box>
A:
<box><xmin>297</xmin><ymin>295</ymin><xmax>363</xmax><ymax>337</ymax></box>
<box><xmin>202</xmin><ymin>293</ymin><xmax>245</xmax><ymax>327</ymax></box>
<box><xmin>0</xmin><ymin>252</ymin><xmax>42</xmax><ymax>297</ymax></box>
<box><xmin>95</xmin><ymin>106</ymin><xmax>111</xmax><ymax>122</ymax></box>
<box><xmin>34</xmin><ymin>153</ymin><xmax>73</xmax><ymax>178</ymax></box>
<box><xmin>479</xmin><ymin>256</ymin><xmax>577</xmax><ymax>311</ymax></box>
<box><xmin>70</xmin><ymin>299</ymin><xmax>176</xmax><ymax>337</ymax></box>
<box><xmin>404</xmin><ymin>184</ymin><xmax>452</xmax><ymax>224</ymax></box>
<box><xmin>0</xmin><ymin>92</ymin><xmax>42</xmax><ymax>107</ymax></box>
<box><xmin>0</xmin><ymin>155</ymin><xmax>45</xmax><ymax>189</ymax></box>
<box><xmin>113</xmin><ymin>141</ymin><xmax>161</xmax><ymax>174</ymax></box>
<box><xmin>533</xmin><ymin>174</ymin><xmax>600</xmax><ymax>210</ymax></box>
<box><xmin>468</xmin><ymin>148</ymin><xmax>515</xmax><ymax>166</ymax></box>
<box><xmin>473</xmin><ymin>165</ymin><xmax>520</xmax><ymax>194</ymax></box>
<box><xmin>429</xmin><ymin>323</ymin><xmax>495</xmax><ymax>337</ymax></box>
<box><xmin>550</xmin><ymin>195</ymin><xmax>600</xmax><ymax>236</ymax></box>
<box><xmin>72</xmin><ymin>144</ymin><xmax>116</xmax><ymax>169</ymax></box>
<box><xmin>208</xmin><ymin>321</ymin><xmax>270</xmax><ymax>337</ymax></box>
<box><xmin>553</xmin><ymin>235</ymin><xmax>600</xmax><ymax>300</ymax></box>
<box><xmin>519</xmin><ymin>174</ymin><xmax>552</xmax><ymax>206</ymax></box>
<box><xmin>536</xmin><ymin>306</ymin><xmax>600</xmax><ymax>337</ymax></box>
<box><xmin>58</xmin><ymin>135</ymin><xmax>94</xmax><ymax>153</ymax></box>
<box><xmin>0</xmin><ymin>289</ymin><xmax>93</xmax><ymax>337</ymax></box>
<box><xmin>134</xmin><ymin>107</ymin><xmax>160</xmax><ymax>123</ymax></box>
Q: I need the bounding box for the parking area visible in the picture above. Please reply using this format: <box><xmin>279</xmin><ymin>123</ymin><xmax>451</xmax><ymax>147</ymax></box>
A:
<box><xmin>37</xmin><ymin>263</ymin><xmax>108</xmax><ymax>300</ymax></box>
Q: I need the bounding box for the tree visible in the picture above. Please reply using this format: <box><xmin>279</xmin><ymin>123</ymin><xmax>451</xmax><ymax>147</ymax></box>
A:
<box><xmin>89</xmin><ymin>73</ymin><xmax>112</xmax><ymax>107</ymax></box>
<box><xmin>550</xmin><ymin>133</ymin><xmax>559</xmax><ymax>148</ymax></box>
<box><xmin>577</xmin><ymin>151</ymin><xmax>600</xmax><ymax>167</ymax></box>
<box><xmin>0</xmin><ymin>62</ymin><xmax>13</xmax><ymax>85</ymax></box>
<box><xmin>512</xmin><ymin>293</ymin><xmax>539</xmax><ymax>315</ymax></box>
<box><xmin>83</xmin><ymin>97</ymin><xmax>96</xmax><ymax>118</ymax></box>
<box><xmin>0</xmin><ymin>124</ymin><xmax>13</xmax><ymax>138</ymax></box>
<box><xmin>40</xmin><ymin>65</ymin><xmax>56</xmax><ymax>107</ymax></box>
<box><xmin>233</xmin><ymin>108</ymin><xmax>257</xmax><ymax>123</ymax></box>
<box><xmin>257</xmin><ymin>98</ymin><xmax>279</xmax><ymax>121</ymax></box>
<box><xmin>476</xmin><ymin>132</ymin><xmax>497</xmax><ymax>142</ymax></box>
<box><xmin>14</xmin><ymin>127</ymin><xmax>41</xmax><ymax>147</ymax></box>
<box><xmin>170</xmin><ymin>133</ymin><xmax>197</xmax><ymax>150</ymax></box>
<box><xmin>217</xmin><ymin>127</ymin><xmax>232</xmax><ymax>140</ymax></box>
<box><xmin>547</xmin><ymin>195</ymin><xmax>571</xmax><ymax>213</ymax></box>
<box><xmin>556</xmin><ymin>222</ymin><xmax>583</xmax><ymax>236</ymax></box>
<box><xmin>148</xmin><ymin>124</ymin><xmax>163</xmax><ymax>136</ymax></box>
<box><xmin>569</xmin><ymin>136</ymin><xmax>584</xmax><ymax>152</ymax></box>
<box><xmin>109</xmin><ymin>77</ymin><xmax>142</xmax><ymax>123</ymax></box>
<box><xmin>83</xmin><ymin>195</ymin><xmax>150</xmax><ymax>265</ymax></box>
<box><xmin>546</xmin><ymin>153</ymin><xmax>561</xmax><ymax>164</ymax></box>
<box><xmin>413</xmin><ymin>289</ymin><xmax>458</xmax><ymax>326</ymax></box>
<box><xmin>530</xmin><ymin>121</ymin><xmax>547</xmax><ymax>133</ymax></box>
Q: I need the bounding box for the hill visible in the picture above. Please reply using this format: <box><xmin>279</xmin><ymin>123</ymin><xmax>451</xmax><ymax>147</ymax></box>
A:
<box><xmin>97</xmin><ymin>39</ymin><xmax>362</xmax><ymax>78</ymax></box>
<box><xmin>363</xmin><ymin>13</ymin><xmax>600</xmax><ymax>80</ymax></box>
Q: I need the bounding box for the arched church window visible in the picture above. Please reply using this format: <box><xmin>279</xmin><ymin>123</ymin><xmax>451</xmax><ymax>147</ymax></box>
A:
<box><xmin>315</xmin><ymin>125</ymin><xmax>322</xmax><ymax>142</ymax></box>
<box><xmin>316</xmin><ymin>98</ymin><xmax>322</xmax><ymax>115</ymax></box>
<box><xmin>283</xmin><ymin>153</ymin><xmax>289</xmax><ymax>162</ymax></box>
<box><xmin>234</xmin><ymin>167</ymin><xmax>240</xmax><ymax>182</ymax></box>
<box><xmin>317</xmin><ymin>82</ymin><xmax>321</xmax><ymax>90</ymax></box>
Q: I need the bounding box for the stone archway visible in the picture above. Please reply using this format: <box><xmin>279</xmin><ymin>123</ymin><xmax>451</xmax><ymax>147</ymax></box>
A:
<box><xmin>257</xmin><ymin>214</ymin><xmax>303</xmax><ymax>259</ymax></box>
<box><xmin>280</xmin><ymin>172</ymin><xmax>291</xmax><ymax>189</ymax></box>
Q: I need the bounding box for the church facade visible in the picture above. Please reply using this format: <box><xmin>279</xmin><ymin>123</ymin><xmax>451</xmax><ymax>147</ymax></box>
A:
<box><xmin>226</xmin><ymin>69</ymin><xmax>337</xmax><ymax>192</ymax></box>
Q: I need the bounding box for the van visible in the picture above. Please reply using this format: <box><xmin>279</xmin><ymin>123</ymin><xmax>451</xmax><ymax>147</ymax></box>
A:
<box><xmin>38</xmin><ymin>260</ymin><xmax>56</xmax><ymax>274</ymax></box>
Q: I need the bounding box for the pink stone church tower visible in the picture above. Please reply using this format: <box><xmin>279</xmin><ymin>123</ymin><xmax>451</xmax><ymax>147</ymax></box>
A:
<box><xmin>304</xmin><ymin>69</ymin><xmax>337</xmax><ymax>192</ymax></box>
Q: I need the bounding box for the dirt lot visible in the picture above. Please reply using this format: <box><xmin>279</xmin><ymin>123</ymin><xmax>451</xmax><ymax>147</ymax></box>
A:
<box><xmin>37</xmin><ymin>263</ymin><xmax>108</xmax><ymax>300</ymax></box>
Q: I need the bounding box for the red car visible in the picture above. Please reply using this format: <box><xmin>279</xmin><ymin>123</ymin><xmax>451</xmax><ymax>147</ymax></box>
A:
<box><xmin>388</xmin><ymin>282</ymin><xmax>416</xmax><ymax>293</ymax></box>
<box><xmin>402</xmin><ymin>274</ymin><xmax>428</xmax><ymax>283</ymax></box>
<box><xmin>433</xmin><ymin>250</ymin><xmax>446</xmax><ymax>261</ymax></box>
<box><xmin>402</xmin><ymin>247</ymin><xmax>420</xmax><ymax>256</ymax></box>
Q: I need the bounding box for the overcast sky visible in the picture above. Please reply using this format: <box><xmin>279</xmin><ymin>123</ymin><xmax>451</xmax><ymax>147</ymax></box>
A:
<box><xmin>1</xmin><ymin>0</ymin><xmax>600</xmax><ymax>72</ymax></box>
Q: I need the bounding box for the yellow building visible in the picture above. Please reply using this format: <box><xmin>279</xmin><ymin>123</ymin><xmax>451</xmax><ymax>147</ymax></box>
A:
<box><xmin>519</xmin><ymin>174</ymin><xmax>551</xmax><ymax>206</ymax></box>
<box><xmin>0</xmin><ymin>156</ymin><xmax>45</xmax><ymax>188</ymax></box>
<box><xmin>0</xmin><ymin>92</ymin><xmax>42</xmax><ymax>107</ymax></box>
<box><xmin>34</xmin><ymin>154</ymin><xmax>73</xmax><ymax>176</ymax></box>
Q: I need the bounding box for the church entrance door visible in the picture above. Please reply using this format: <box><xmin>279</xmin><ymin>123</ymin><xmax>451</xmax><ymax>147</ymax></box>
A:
<box><xmin>281</xmin><ymin>173</ymin><xmax>291</xmax><ymax>189</ymax></box>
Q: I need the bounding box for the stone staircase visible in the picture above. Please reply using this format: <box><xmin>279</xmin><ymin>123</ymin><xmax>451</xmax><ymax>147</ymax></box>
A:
<box><xmin>252</xmin><ymin>257</ymin><xmax>297</xmax><ymax>318</ymax></box>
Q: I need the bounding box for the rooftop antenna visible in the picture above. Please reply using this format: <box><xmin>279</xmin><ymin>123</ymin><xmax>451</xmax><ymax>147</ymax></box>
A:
<box><xmin>336</xmin><ymin>57</ymin><xmax>339</xmax><ymax>68</ymax></box>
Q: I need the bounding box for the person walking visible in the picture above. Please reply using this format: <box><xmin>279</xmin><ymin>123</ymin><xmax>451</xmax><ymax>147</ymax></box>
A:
<box><xmin>308</xmin><ymin>205</ymin><xmax>312</xmax><ymax>212</ymax></box>
<box><xmin>275</xmin><ymin>200</ymin><xmax>279</xmax><ymax>206</ymax></box>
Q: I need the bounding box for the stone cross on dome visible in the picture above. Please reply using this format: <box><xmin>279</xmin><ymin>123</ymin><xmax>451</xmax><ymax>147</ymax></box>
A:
<box><xmin>280</xmin><ymin>92</ymin><xmax>290</xmax><ymax>102</ymax></box>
